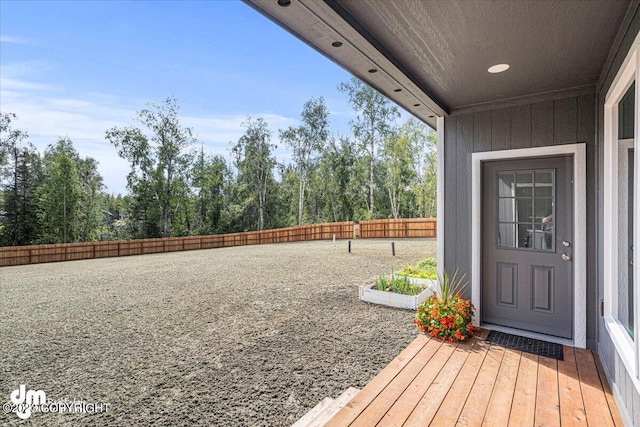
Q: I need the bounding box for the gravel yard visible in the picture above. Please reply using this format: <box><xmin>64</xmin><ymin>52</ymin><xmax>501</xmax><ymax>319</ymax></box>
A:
<box><xmin>0</xmin><ymin>238</ymin><xmax>435</xmax><ymax>426</ymax></box>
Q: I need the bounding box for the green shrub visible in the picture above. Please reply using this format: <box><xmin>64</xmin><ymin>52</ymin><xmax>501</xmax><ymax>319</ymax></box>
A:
<box><xmin>397</xmin><ymin>257</ymin><xmax>437</xmax><ymax>280</ymax></box>
<box><xmin>374</xmin><ymin>275</ymin><xmax>425</xmax><ymax>296</ymax></box>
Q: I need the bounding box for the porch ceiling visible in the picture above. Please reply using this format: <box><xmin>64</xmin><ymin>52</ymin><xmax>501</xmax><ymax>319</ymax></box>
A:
<box><xmin>244</xmin><ymin>0</ymin><xmax>630</xmax><ymax>128</ymax></box>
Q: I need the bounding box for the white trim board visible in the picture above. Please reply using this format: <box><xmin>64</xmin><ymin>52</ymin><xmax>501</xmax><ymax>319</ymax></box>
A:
<box><xmin>471</xmin><ymin>143</ymin><xmax>587</xmax><ymax>348</ymax></box>
<box><xmin>436</xmin><ymin>117</ymin><xmax>445</xmax><ymax>278</ymax></box>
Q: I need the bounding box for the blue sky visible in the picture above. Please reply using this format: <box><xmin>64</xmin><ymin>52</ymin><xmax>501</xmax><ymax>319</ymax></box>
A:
<box><xmin>0</xmin><ymin>0</ymin><xmax>371</xmax><ymax>195</ymax></box>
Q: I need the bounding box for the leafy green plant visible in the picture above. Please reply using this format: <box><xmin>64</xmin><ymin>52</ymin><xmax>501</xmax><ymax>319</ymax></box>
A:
<box><xmin>414</xmin><ymin>269</ymin><xmax>478</xmax><ymax>342</ymax></box>
<box><xmin>375</xmin><ymin>275</ymin><xmax>388</xmax><ymax>291</ymax></box>
<box><xmin>397</xmin><ymin>257</ymin><xmax>437</xmax><ymax>280</ymax></box>
<box><xmin>374</xmin><ymin>275</ymin><xmax>425</xmax><ymax>296</ymax></box>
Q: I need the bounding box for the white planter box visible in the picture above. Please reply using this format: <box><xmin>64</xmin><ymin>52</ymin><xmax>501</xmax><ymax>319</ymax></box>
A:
<box><xmin>359</xmin><ymin>280</ymin><xmax>435</xmax><ymax>310</ymax></box>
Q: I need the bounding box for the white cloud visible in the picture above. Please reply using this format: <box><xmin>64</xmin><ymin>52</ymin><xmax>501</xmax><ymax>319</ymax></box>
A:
<box><xmin>1</xmin><ymin>73</ymin><xmax>298</xmax><ymax>194</ymax></box>
<box><xmin>0</xmin><ymin>35</ymin><xmax>28</xmax><ymax>45</ymax></box>
<box><xmin>0</xmin><ymin>77</ymin><xmax>59</xmax><ymax>92</ymax></box>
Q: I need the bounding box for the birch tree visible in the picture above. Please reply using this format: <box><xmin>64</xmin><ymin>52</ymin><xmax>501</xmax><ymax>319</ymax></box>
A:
<box><xmin>106</xmin><ymin>97</ymin><xmax>195</xmax><ymax>237</ymax></box>
<box><xmin>279</xmin><ymin>97</ymin><xmax>329</xmax><ymax>225</ymax></box>
<box><xmin>382</xmin><ymin>127</ymin><xmax>417</xmax><ymax>219</ymax></box>
<box><xmin>232</xmin><ymin>117</ymin><xmax>276</xmax><ymax>231</ymax></box>
<box><xmin>338</xmin><ymin>78</ymin><xmax>399</xmax><ymax>218</ymax></box>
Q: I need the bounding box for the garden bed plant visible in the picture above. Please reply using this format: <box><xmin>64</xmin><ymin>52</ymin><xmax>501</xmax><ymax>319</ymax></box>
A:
<box><xmin>374</xmin><ymin>275</ymin><xmax>425</xmax><ymax>296</ymax></box>
<box><xmin>396</xmin><ymin>257</ymin><xmax>437</xmax><ymax>280</ymax></box>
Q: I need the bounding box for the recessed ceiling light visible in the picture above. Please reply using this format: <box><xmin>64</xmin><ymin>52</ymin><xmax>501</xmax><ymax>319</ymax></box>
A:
<box><xmin>331</xmin><ymin>41</ymin><xmax>343</xmax><ymax>47</ymax></box>
<box><xmin>413</xmin><ymin>103</ymin><xmax>421</xmax><ymax>107</ymax></box>
<box><xmin>488</xmin><ymin>63</ymin><xmax>510</xmax><ymax>73</ymax></box>
<box><xmin>394</xmin><ymin>89</ymin><xmax>402</xmax><ymax>92</ymax></box>
<box><xmin>368</xmin><ymin>68</ymin><xmax>377</xmax><ymax>73</ymax></box>
<box><xmin>277</xmin><ymin>0</ymin><xmax>291</xmax><ymax>7</ymax></box>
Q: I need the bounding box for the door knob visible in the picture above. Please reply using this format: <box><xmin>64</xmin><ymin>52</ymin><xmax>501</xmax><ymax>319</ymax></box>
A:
<box><xmin>562</xmin><ymin>253</ymin><xmax>572</xmax><ymax>261</ymax></box>
<box><xmin>562</xmin><ymin>241</ymin><xmax>571</xmax><ymax>247</ymax></box>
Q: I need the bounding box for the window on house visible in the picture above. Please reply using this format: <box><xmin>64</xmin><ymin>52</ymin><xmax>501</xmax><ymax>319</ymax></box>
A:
<box><xmin>497</xmin><ymin>170</ymin><xmax>555</xmax><ymax>250</ymax></box>
<box><xmin>618</xmin><ymin>82</ymin><xmax>635</xmax><ymax>339</ymax></box>
<box><xmin>603</xmin><ymin>37</ymin><xmax>638</xmax><ymax>388</ymax></box>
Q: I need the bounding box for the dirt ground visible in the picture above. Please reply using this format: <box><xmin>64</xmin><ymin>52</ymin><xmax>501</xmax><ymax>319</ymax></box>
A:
<box><xmin>0</xmin><ymin>238</ymin><xmax>435</xmax><ymax>426</ymax></box>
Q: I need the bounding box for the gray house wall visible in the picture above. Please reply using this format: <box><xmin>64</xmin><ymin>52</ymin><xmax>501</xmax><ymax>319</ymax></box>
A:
<box><xmin>596</xmin><ymin>3</ymin><xmax>640</xmax><ymax>426</ymax></box>
<box><xmin>442</xmin><ymin>91</ymin><xmax>597</xmax><ymax>347</ymax></box>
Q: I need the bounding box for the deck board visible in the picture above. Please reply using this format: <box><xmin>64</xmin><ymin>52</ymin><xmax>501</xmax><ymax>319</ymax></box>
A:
<box><xmin>377</xmin><ymin>338</ymin><xmax>458</xmax><ymax>427</ymax></box>
<box><xmin>430</xmin><ymin>337</ymin><xmax>490</xmax><ymax>426</ymax></box>
<box><xmin>575</xmin><ymin>348</ymin><xmax>616</xmax><ymax>427</ymax></box>
<box><xmin>402</xmin><ymin>335</ymin><xmax>482</xmax><ymax>425</ymax></box>
<box><xmin>350</xmin><ymin>338</ymin><xmax>441</xmax><ymax>426</ymax></box>
<box><xmin>324</xmin><ymin>334</ymin><xmax>429</xmax><ymax>427</ymax></box>
<box><xmin>319</xmin><ymin>331</ymin><xmax>623</xmax><ymax>427</ymax></box>
<box><xmin>482</xmin><ymin>348</ymin><xmax>521</xmax><ymax>426</ymax></box>
<box><xmin>508</xmin><ymin>352</ymin><xmax>539</xmax><ymax>426</ymax></box>
<box><xmin>592</xmin><ymin>351</ymin><xmax>625</xmax><ymax>427</ymax></box>
<box><xmin>457</xmin><ymin>344</ymin><xmax>505</xmax><ymax>426</ymax></box>
<box><xmin>534</xmin><ymin>355</ymin><xmax>560</xmax><ymax>426</ymax></box>
<box><xmin>558</xmin><ymin>346</ymin><xmax>587</xmax><ymax>426</ymax></box>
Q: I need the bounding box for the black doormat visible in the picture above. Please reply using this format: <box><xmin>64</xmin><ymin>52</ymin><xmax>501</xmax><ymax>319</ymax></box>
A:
<box><xmin>485</xmin><ymin>330</ymin><xmax>564</xmax><ymax>360</ymax></box>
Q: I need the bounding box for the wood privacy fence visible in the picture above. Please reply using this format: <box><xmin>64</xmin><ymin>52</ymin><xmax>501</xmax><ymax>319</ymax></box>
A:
<box><xmin>0</xmin><ymin>218</ymin><xmax>436</xmax><ymax>267</ymax></box>
<box><xmin>358</xmin><ymin>218</ymin><xmax>437</xmax><ymax>238</ymax></box>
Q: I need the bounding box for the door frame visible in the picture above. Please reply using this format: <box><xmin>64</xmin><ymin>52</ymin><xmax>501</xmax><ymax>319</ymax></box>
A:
<box><xmin>471</xmin><ymin>143</ymin><xmax>587</xmax><ymax>348</ymax></box>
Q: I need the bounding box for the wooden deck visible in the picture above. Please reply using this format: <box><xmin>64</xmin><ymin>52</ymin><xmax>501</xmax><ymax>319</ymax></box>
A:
<box><xmin>323</xmin><ymin>330</ymin><xmax>624</xmax><ymax>427</ymax></box>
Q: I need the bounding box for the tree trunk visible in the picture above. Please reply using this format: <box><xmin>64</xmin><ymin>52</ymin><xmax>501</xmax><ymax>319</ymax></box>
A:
<box><xmin>428</xmin><ymin>197</ymin><xmax>436</xmax><ymax>218</ymax></box>
<box><xmin>163</xmin><ymin>162</ymin><xmax>173</xmax><ymax>238</ymax></box>
<box><xmin>63</xmin><ymin>181</ymin><xmax>67</xmax><ymax>243</ymax></box>
<box><xmin>298</xmin><ymin>177</ymin><xmax>305</xmax><ymax>225</ymax></box>
<box><xmin>258</xmin><ymin>191</ymin><xmax>265</xmax><ymax>231</ymax></box>
<box><xmin>163</xmin><ymin>200</ymin><xmax>170</xmax><ymax>237</ymax></box>
<box><xmin>389</xmin><ymin>187</ymin><xmax>399</xmax><ymax>219</ymax></box>
<box><xmin>11</xmin><ymin>148</ymin><xmax>19</xmax><ymax>245</ymax></box>
<box><xmin>369</xmin><ymin>138</ymin><xmax>375</xmax><ymax>218</ymax></box>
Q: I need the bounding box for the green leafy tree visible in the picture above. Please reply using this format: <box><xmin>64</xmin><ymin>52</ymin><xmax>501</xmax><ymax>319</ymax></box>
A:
<box><xmin>277</xmin><ymin>164</ymin><xmax>300</xmax><ymax>225</ymax></box>
<box><xmin>382</xmin><ymin>121</ymin><xmax>420</xmax><ymax>218</ymax></box>
<box><xmin>0</xmin><ymin>113</ymin><xmax>42</xmax><ymax>245</ymax></box>
<box><xmin>279</xmin><ymin>97</ymin><xmax>329</xmax><ymax>225</ymax></box>
<box><xmin>317</xmin><ymin>136</ymin><xmax>363</xmax><ymax>222</ymax></box>
<box><xmin>76</xmin><ymin>157</ymin><xmax>104</xmax><ymax>241</ymax></box>
<box><xmin>38</xmin><ymin>138</ymin><xmax>83</xmax><ymax>243</ymax></box>
<box><xmin>232</xmin><ymin>117</ymin><xmax>276</xmax><ymax>231</ymax></box>
<box><xmin>338</xmin><ymin>78</ymin><xmax>399</xmax><ymax>218</ymax></box>
<box><xmin>106</xmin><ymin>97</ymin><xmax>195</xmax><ymax>237</ymax></box>
<box><xmin>98</xmin><ymin>193</ymin><xmax>132</xmax><ymax>240</ymax></box>
<box><xmin>407</xmin><ymin>121</ymin><xmax>437</xmax><ymax>217</ymax></box>
<box><xmin>192</xmin><ymin>149</ymin><xmax>229</xmax><ymax>235</ymax></box>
